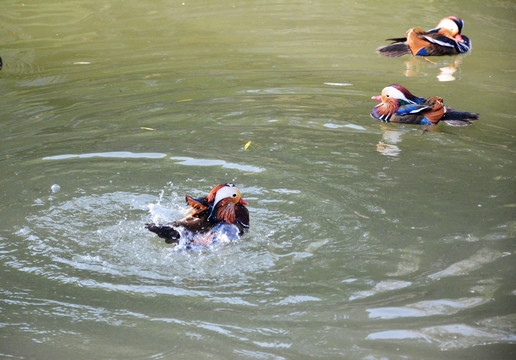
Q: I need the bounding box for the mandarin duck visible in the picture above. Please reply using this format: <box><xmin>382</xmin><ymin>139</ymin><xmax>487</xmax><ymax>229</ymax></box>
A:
<box><xmin>146</xmin><ymin>183</ymin><xmax>249</xmax><ymax>246</ymax></box>
<box><xmin>371</xmin><ymin>84</ymin><xmax>479</xmax><ymax>126</ymax></box>
<box><xmin>377</xmin><ymin>16</ymin><xmax>471</xmax><ymax>57</ymax></box>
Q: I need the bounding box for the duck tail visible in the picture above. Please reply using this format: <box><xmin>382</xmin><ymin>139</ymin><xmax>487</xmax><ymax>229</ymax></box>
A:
<box><xmin>145</xmin><ymin>223</ymin><xmax>180</xmax><ymax>244</ymax></box>
<box><xmin>441</xmin><ymin>109</ymin><xmax>479</xmax><ymax>126</ymax></box>
<box><xmin>376</xmin><ymin>42</ymin><xmax>410</xmax><ymax>57</ymax></box>
<box><xmin>385</xmin><ymin>37</ymin><xmax>409</xmax><ymax>43</ymax></box>
<box><xmin>441</xmin><ymin>108</ymin><xmax>479</xmax><ymax>125</ymax></box>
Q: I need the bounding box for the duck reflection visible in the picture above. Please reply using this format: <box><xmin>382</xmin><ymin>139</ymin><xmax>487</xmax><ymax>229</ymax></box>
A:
<box><xmin>376</xmin><ymin>124</ymin><xmax>409</xmax><ymax>157</ymax></box>
<box><xmin>404</xmin><ymin>55</ymin><xmax>464</xmax><ymax>82</ymax></box>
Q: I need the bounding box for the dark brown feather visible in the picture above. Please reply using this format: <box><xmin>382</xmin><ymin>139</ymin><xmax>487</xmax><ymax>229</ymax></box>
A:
<box><xmin>145</xmin><ymin>223</ymin><xmax>181</xmax><ymax>244</ymax></box>
<box><xmin>376</xmin><ymin>42</ymin><xmax>411</xmax><ymax>57</ymax></box>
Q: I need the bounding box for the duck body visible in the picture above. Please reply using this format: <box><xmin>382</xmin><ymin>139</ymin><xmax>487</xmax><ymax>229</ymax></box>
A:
<box><xmin>146</xmin><ymin>183</ymin><xmax>249</xmax><ymax>246</ymax></box>
<box><xmin>371</xmin><ymin>84</ymin><xmax>479</xmax><ymax>126</ymax></box>
<box><xmin>377</xmin><ymin>16</ymin><xmax>471</xmax><ymax>57</ymax></box>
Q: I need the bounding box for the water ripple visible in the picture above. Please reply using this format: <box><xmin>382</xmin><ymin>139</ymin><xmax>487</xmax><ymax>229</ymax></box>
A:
<box><xmin>428</xmin><ymin>248</ymin><xmax>505</xmax><ymax>279</ymax></box>
<box><xmin>7</xmin><ymin>185</ymin><xmax>286</xmax><ymax>295</ymax></box>
<box><xmin>170</xmin><ymin>156</ymin><xmax>265</xmax><ymax>173</ymax></box>
<box><xmin>43</xmin><ymin>151</ymin><xmax>167</xmax><ymax>160</ymax></box>
<box><xmin>349</xmin><ymin>280</ymin><xmax>412</xmax><ymax>301</ymax></box>
<box><xmin>367</xmin><ymin>315</ymin><xmax>516</xmax><ymax>350</ymax></box>
<box><xmin>367</xmin><ymin>297</ymin><xmax>490</xmax><ymax>319</ymax></box>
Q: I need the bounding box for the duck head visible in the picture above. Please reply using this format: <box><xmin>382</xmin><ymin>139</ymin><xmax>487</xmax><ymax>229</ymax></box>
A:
<box><xmin>372</xmin><ymin>84</ymin><xmax>419</xmax><ymax>103</ymax></box>
<box><xmin>433</xmin><ymin>16</ymin><xmax>465</xmax><ymax>42</ymax></box>
<box><xmin>372</xmin><ymin>84</ymin><xmax>421</xmax><ymax>114</ymax></box>
<box><xmin>206</xmin><ymin>183</ymin><xmax>248</xmax><ymax>223</ymax></box>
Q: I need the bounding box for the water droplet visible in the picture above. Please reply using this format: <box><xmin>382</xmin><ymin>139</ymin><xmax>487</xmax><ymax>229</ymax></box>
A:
<box><xmin>51</xmin><ymin>184</ymin><xmax>61</xmax><ymax>193</ymax></box>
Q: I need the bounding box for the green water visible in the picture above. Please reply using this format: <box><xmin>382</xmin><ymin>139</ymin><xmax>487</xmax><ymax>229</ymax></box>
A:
<box><xmin>1</xmin><ymin>1</ymin><xmax>515</xmax><ymax>359</ymax></box>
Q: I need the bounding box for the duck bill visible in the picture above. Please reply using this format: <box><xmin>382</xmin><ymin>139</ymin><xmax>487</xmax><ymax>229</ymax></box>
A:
<box><xmin>239</xmin><ymin>198</ymin><xmax>248</xmax><ymax>205</ymax></box>
<box><xmin>371</xmin><ymin>95</ymin><xmax>382</xmax><ymax>101</ymax></box>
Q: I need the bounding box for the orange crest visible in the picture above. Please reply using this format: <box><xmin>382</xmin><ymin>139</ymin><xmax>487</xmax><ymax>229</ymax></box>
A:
<box><xmin>206</xmin><ymin>184</ymin><xmax>226</xmax><ymax>202</ymax></box>
<box><xmin>185</xmin><ymin>195</ymin><xmax>208</xmax><ymax>216</ymax></box>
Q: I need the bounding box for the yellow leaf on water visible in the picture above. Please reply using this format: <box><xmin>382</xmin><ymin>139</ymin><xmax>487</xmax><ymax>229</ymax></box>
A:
<box><xmin>140</xmin><ymin>127</ymin><xmax>155</xmax><ymax>131</ymax></box>
<box><xmin>177</xmin><ymin>99</ymin><xmax>193</xmax><ymax>102</ymax></box>
<box><xmin>239</xmin><ymin>138</ymin><xmax>263</xmax><ymax>150</ymax></box>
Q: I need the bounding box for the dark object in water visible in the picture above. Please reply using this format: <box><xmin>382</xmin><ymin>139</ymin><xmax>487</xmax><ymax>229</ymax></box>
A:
<box><xmin>146</xmin><ymin>183</ymin><xmax>250</xmax><ymax>245</ymax></box>
<box><xmin>377</xmin><ymin>16</ymin><xmax>471</xmax><ymax>57</ymax></box>
<box><xmin>371</xmin><ymin>84</ymin><xmax>479</xmax><ymax>125</ymax></box>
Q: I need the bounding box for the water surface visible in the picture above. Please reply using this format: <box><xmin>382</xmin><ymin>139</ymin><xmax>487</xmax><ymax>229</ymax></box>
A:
<box><xmin>1</xmin><ymin>1</ymin><xmax>515</xmax><ymax>359</ymax></box>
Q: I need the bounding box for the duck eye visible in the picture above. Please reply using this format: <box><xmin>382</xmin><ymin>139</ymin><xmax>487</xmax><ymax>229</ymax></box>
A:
<box><xmin>386</xmin><ymin>95</ymin><xmax>390</xmax><ymax>97</ymax></box>
<box><xmin>232</xmin><ymin>193</ymin><xmax>237</xmax><ymax>197</ymax></box>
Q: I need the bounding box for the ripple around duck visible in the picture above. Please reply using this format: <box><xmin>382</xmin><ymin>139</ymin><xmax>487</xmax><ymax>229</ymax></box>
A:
<box><xmin>6</xmin><ymin>185</ymin><xmax>296</xmax><ymax>298</ymax></box>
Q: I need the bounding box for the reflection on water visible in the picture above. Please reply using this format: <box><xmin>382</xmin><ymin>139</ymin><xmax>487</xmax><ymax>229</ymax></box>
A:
<box><xmin>376</xmin><ymin>124</ymin><xmax>409</xmax><ymax>157</ymax></box>
<box><xmin>404</xmin><ymin>55</ymin><xmax>465</xmax><ymax>82</ymax></box>
<box><xmin>43</xmin><ymin>151</ymin><xmax>168</xmax><ymax>160</ymax></box>
<box><xmin>428</xmin><ymin>248</ymin><xmax>506</xmax><ymax>279</ymax></box>
<box><xmin>349</xmin><ymin>280</ymin><xmax>412</xmax><ymax>301</ymax></box>
<box><xmin>43</xmin><ymin>152</ymin><xmax>265</xmax><ymax>173</ymax></box>
<box><xmin>170</xmin><ymin>156</ymin><xmax>265</xmax><ymax>173</ymax></box>
<box><xmin>367</xmin><ymin>297</ymin><xmax>491</xmax><ymax>319</ymax></box>
<box><xmin>367</xmin><ymin>316</ymin><xmax>516</xmax><ymax>350</ymax></box>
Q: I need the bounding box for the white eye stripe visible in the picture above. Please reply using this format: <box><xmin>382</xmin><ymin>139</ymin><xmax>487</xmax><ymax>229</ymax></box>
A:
<box><xmin>436</xmin><ymin>18</ymin><xmax>459</xmax><ymax>34</ymax></box>
<box><xmin>212</xmin><ymin>185</ymin><xmax>241</xmax><ymax>206</ymax></box>
<box><xmin>382</xmin><ymin>87</ymin><xmax>416</xmax><ymax>104</ymax></box>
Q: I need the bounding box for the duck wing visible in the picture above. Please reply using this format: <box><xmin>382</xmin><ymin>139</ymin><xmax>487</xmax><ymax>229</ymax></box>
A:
<box><xmin>418</xmin><ymin>32</ymin><xmax>471</xmax><ymax>55</ymax></box>
<box><xmin>389</xmin><ymin>102</ymin><xmax>433</xmax><ymax>124</ymax></box>
<box><xmin>146</xmin><ymin>215</ymin><xmax>215</xmax><ymax>244</ymax></box>
<box><xmin>145</xmin><ymin>195</ymin><xmax>213</xmax><ymax>244</ymax></box>
<box><xmin>145</xmin><ymin>223</ymin><xmax>181</xmax><ymax>244</ymax></box>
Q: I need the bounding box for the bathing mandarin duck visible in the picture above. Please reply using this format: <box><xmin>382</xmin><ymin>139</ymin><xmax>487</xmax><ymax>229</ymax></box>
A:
<box><xmin>371</xmin><ymin>84</ymin><xmax>479</xmax><ymax>126</ymax></box>
<box><xmin>377</xmin><ymin>16</ymin><xmax>471</xmax><ymax>57</ymax></box>
<box><xmin>146</xmin><ymin>183</ymin><xmax>249</xmax><ymax>246</ymax></box>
